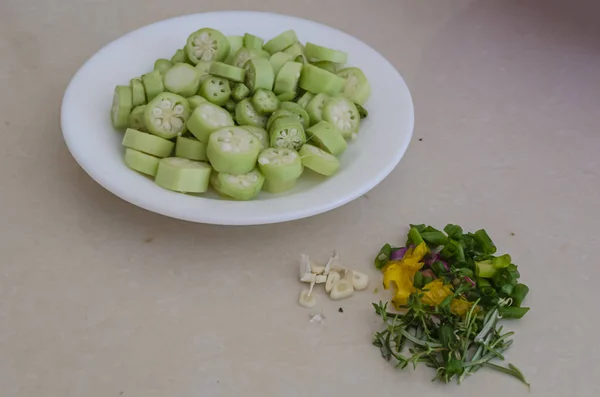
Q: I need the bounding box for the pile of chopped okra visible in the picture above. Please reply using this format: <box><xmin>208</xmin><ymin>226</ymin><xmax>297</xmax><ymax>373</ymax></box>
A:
<box><xmin>111</xmin><ymin>28</ymin><xmax>371</xmax><ymax>199</ymax></box>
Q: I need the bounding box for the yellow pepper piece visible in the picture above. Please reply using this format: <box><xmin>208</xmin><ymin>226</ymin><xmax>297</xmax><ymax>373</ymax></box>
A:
<box><xmin>420</xmin><ymin>279</ymin><xmax>453</xmax><ymax>306</ymax></box>
<box><xmin>382</xmin><ymin>243</ymin><xmax>429</xmax><ymax>307</ymax></box>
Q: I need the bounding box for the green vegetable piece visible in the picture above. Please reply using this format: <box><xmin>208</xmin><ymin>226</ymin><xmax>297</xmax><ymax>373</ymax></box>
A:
<box><xmin>412</xmin><ymin>271</ymin><xmax>425</xmax><ymax>289</ymax></box>
<box><xmin>154</xmin><ymin>58</ymin><xmax>174</xmax><ymax>75</ymax></box>
<box><xmin>269</xmin><ymin>117</ymin><xmax>305</xmax><ymax>150</ymax></box>
<box><xmin>143</xmin><ymin>92</ymin><xmax>190</xmax><ymax>139</ymax></box>
<box><xmin>420</xmin><ymin>227</ymin><xmax>448</xmax><ymax>247</ymax></box>
<box><xmin>444</xmin><ymin>224</ymin><xmax>463</xmax><ymax>240</ymax></box>
<box><xmin>299</xmin><ymin>64</ymin><xmax>344</xmax><ymax>96</ymax></box>
<box><xmin>262</xmin><ymin>177</ymin><xmax>297</xmax><ymax>193</ymax></box>
<box><xmin>296</xmin><ymin>92</ymin><xmax>314</xmax><ymax>109</ymax></box>
<box><xmin>209</xmin><ymin>62</ymin><xmax>245</xmax><ymax>82</ymax></box>
<box><xmin>252</xmin><ymin>89</ymin><xmax>279</xmax><ymax>115</ymax></box>
<box><xmin>185</xmin><ymin>28</ymin><xmax>230</xmax><ymax>64</ymax></box>
<box><xmin>206</xmin><ymin>127</ymin><xmax>262</xmax><ymax>175</ymax></box>
<box><xmin>164</xmin><ymin>63</ymin><xmax>201</xmax><ymax>97</ymax></box>
<box><xmin>199</xmin><ymin>76</ymin><xmax>231</xmax><ymax>106</ymax></box>
<box><xmin>273</xmin><ymin>61</ymin><xmax>303</xmax><ymax>94</ymax></box>
<box><xmin>408</xmin><ymin>226</ymin><xmax>425</xmax><ymax>246</ymax></box>
<box><xmin>498</xmin><ymin>306</ymin><xmax>530</xmax><ymax>319</ymax></box>
<box><xmin>283</xmin><ymin>42</ymin><xmax>304</xmax><ymax>58</ymax></box>
<box><xmin>473</xmin><ymin>229</ymin><xmax>497</xmax><ymax>255</ymax></box>
<box><xmin>374</xmin><ymin>243</ymin><xmax>392</xmax><ymax>269</ymax></box>
<box><xmin>492</xmin><ymin>254</ymin><xmax>512</xmax><ymax>269</ymax></box>
<box><xmin>130</xmin><ymin>78</ymin><xmax>146</xmax><ymax>107</ymax></box>
<box><xmin>122</xmin><ymin>128</ymin><xmax>174</xmax><ymax>158</ymax></box>
<box><xmin>240</xmin><ymin>125</ymin><xmax>269</xmax><ymax>149</ymax></box>
<box><xmin>141</xmin><ymin>71</ymin><xmax>165</xmax><ymax>102</ymax></box>
<box><xmin>244</xmin><ymin>57</ymin><xmax>275</xmax><ymax>93</ymax></box>
<box><xmin>257</xmin><ymin>148</ymin><xmax>303</xmax><ymax>181</ymax></box>
<box><xmin>243</xmin><ymin>33</ymin><xmax>264</xmax><ymax>49</ymax></box>
<box><xmin>511</xmin><ymin>284</ymin><xmax>530</xmax><ymax>307</ymax></box>
<box><xmin>231</xmin><ymin>47</ymin><xmax>269</xmax><ymax>69</ymax></box>
<box><xmin>187</xmin><ymin>102</ymin><xmax>234</xmax><ymax>143</ymax></box>
<box><xmin>235</xmin><ymin>98</ymin><xmax>268</xmax><ymax>128</ymax></box>
<box><xmin>305</xmin><ymin>42</ymin><xmax>348</xmax><ymax>64</ymax></box>
<box><xmin>355</xmin><ymin>103</ymin><xmax>368</xmax><ymax>119</ymax></box>
<box><xmin>294</xmin><ymin>54</ymin><xmax>308</xmax><ymax>65</ymax></box>
<box><xmin>306</xmin><ymin>93</ymin><xmax>330</xmax><ymax>125</ymax></box>
<box><xmin>266</xmin><ymin>109</ymin><xmax>292</xmax><ymax>131</ymax></box>
<box><xmin>225</xmin><ymin>35</ymin><xmax>244</xmax><ymax>64</ymax></box>
<box><xmin>124</xmin><ymin>148</ymin><xmax>160</xmax><ymax>177</ymax></box>
<box><xmin>128</xmin><ymin>105</ymin><xmax>147</xmax><ymax>131</ymax></box>
<box><xmin>269</xmin><ymin>52</ymin><xmax>295</xmax><ymax>76</ymax></box>
<box><xmin>322</xmin><ymin>96</ymin><xmax>360</xmax><ymax>139</ymax></box>
<box><xmin>311</xmin><ymin>61</ymin><xmax>339</xmax><ymax>73</ymax></box>
<box><xmin>263</xmin><ymin>30</ymin><xmax>298</xmax><ymax>54</ymax></box>
<box><xmin>299</xmin><ymin>144</ymin><xmax>340</xmax><ymax>176</ymax></box>
<box><xmin>170</xmin><ymin>49</ymin><xmax>187</xmax><ymax>64</ymax></box>
<box><xmin>336</xmin><ymin>67</ymin><xmax>371</xmax><ymax>105</ymax></box>
<box><xmin>276</xmin><ymin>91</ymin><xmax>296</xmax><ymax>102</ymax></box>
<box><xmin>224</xmin><ymin>99</ymin><xmax>237</xmax><ymax>113</ymax></box>
<box><xmin>475</xmin><ymin>260</ymin><xmax>497</xmax><ymax>278</ymax></box>
<box><xmin>232</xmin><ymin>83</ymin><xmax>251</xmax><ymax>102</ymax></box>
<box><xmin>280</xmin><ymin>102</ymin><xmax>310</xmax><ymax>130</ymax></box>
<box><xmin>187</xmin><ymin>95</ymin><xmax>208</xmax><ymax>110</ymax></box>
<box><xmin>175</xmin><ymin>136</ymin><xmax>207</xmax><ymax>161</ymax></box>
<box><xmin>306</xmin><ymin>121</ymin><xmax>347</xmax><ymax>156</ymax></box>
<box><xmin>111</xmin><ymin>85</ymin><xmax>133</xmax><ymax>130</ymax></box>
<box><xmin>195</xmin><ymin>60</ymin><xmax>213</xmax><ymax>82</ymax></box>
<box><xmin>210</xmin><ymin>169</ymin><xmax>264</xmax><ymax>200</ymax></box>
<box><xmin>154</xmin><ymin>157</ymin><xmax>212</xmax><ymax>193</ymax></box>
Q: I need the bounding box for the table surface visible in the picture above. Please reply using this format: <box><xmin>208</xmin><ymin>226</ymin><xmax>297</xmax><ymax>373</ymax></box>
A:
<box><xmin>1</xmin><ymin>0</ymin><xmax>599</xmax><ymax>396</ymax></box>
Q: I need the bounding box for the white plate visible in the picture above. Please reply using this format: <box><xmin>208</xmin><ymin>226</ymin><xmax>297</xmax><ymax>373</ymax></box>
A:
<box><xmin>61</xmin><ymin>11</ymin><xmax>414</xmax><ymax>225</ymax></box>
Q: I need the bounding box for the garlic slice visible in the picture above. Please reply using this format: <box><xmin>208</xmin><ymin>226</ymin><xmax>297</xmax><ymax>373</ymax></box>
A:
<box><xmin>330</xmin><ymin>278</ymin><xmax>354</xmax><ymax>300</ymax></box>
<box><xmin>325</xmin><ymin>270</ymin><xmax>341</xmax><ymax>293</ymax></box>
<box><xmin>299</xmin><ymin>289</ymin><xmax>316</xmax><ymax>307</ymax></box>
<box><xmin>351</xmin><ymin>270</ymin><xmax>369</xmax><ymax>291</ymax></box>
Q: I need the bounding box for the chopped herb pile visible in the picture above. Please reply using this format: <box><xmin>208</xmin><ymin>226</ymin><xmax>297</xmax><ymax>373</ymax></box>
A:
<box><xmin>372</xmin><ymin>224</ymin><xmax>530</xmax><ymax>386</ymax></box>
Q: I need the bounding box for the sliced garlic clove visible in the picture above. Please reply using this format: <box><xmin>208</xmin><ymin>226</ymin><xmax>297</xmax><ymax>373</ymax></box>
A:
<box><xmin>299</xmin><ymin>254</ymin><xmax>312</xmax><ymax>278</ymax></box>
<box><xmin>315</xmin><ymin>274</ymin><xmax>327</xmax><ymax>284</ymax></box>
<box><xmin>299</xmin><ymin>289</ymin><xmax>316</xmax><ymax>308</ymax></box>
<box><xmin>310</xmin><ymin>261</ymin><xmax>326</xmax><ymax>274</ymax></box>
<box><xmin>330</xmin><ymin>279</ymin><xmax>354</xmax><ymax>300</ymax></box>
<box><xmin>323</xmin><ymin>251</ymin><xmax>340</xmax><ymax>276</ymax></box>
<box><xmin>325</xmin><ymin>270</ymin><xmax>341</xmax><ymax>293</ymax></box>
<box><xmin>300</xmin><ymin>273</ymin><xmax>317</xmax><ymax>283</ymax></box>
<box><xmin>351</xmin><ymin>270</ymin><xmax>369</xmax><ymax>291</ymax></box>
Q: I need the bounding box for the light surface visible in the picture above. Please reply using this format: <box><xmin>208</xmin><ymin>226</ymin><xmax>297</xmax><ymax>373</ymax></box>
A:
<box><xmin>61</xmin><ymin>11</ymin><xmax>414</xmax><ymax>225</ymax></box>
<box><xmin>2</xmin><ymin>1</ymin><xmax>600</xmax><ymax>396</ymax></box>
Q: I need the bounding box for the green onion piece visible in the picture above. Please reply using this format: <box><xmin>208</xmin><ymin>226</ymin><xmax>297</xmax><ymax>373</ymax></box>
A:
<box><xmin>444</xmin><ymin>224</ymin><xmax>463</xmax><ymax>240</ymax></box>
<box><xmin>374</xmin><ymin>243</ymin><xmax>392</xmax><ymax>269</ymax></box>
<box><xmin>408</xmin><ymin>226</ymin><xmax>424</xmax><ymax>246</ymax></box>
<box><xmin>413</xmin><ymin>271</ymin><xmax>424</xmax><ymax>289</ymax></box>
<box><xmin>511</xmin><ymin>283</ymin><xmax>529</xmax><ymax>307</ymax></box>
<box><xmin>498</xmin><ymin>306</ymin><xmax>530</xmax><ymax>319</ymax></box>
<box><xmin>477</xmin><ymin>278</ymin><xmax>491</xmax><ymax>287</ymax></box>
<box><xmin>492</xmin><ymin>254</ymin><xmax>512</xmax><ymax>269</ymax></box>
<box><xmin>420</xmin><ymin>230</ymin><xmax>448</xmax><ymax>247</ymax></box>
<box><xmin>476</xmin><ymin>260</ymin><xmax>497</xmax><ymax>278</ymax></box>
<box><xmin>473</xmin><ymin>229</ymin><xmax>497</xmax><ymax>255</ymax></box>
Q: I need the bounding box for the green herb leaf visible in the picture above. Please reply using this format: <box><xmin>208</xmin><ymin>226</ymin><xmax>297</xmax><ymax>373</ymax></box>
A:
<box><xmin>444</xmin><ymin>224</ymin><xmax>463</xmax><ymax>240</ymax></box>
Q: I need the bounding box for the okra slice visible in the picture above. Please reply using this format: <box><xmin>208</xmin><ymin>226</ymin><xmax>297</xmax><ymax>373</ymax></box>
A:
<box><xmin>232</xmin><ymin>83</ymin><xmax>250</xmax><ymax>102</ymax></box>
<box><xmin>232</xmin><ymin>47</ymin><xmax>269</xmax><ymax>69</ymax></box>
<box><xmin>122</xmin><ymin>128</ymin><xmax>174</xmax><ymax>158</ymax></box>
<box><xmin>199</xmin><ymin>77</ymin><xmax>231</xmax><ymax>106</ymax></box>
<box><xmin>154</xmin><ymin>157</ymin><xmax>212</xmax><ymax>193</ymax></box>
<box><xmin>141</xmin><ymin>71</ymin><xmax>165</xmax><ymax>102</ymax></box>
<box><xmin>244</xmin><ymin>57</ymin><xmax>274</xmax><ymax>93</ymax></box>
<box><xmin>170</xmin><ymin>49</ymin><xmax>187</xmax><ymax>64</ymax></box>
<box><xmin>185</xmin><ymin>28</ymin><xmax>230</xmax><ymax>64</ymax></box>
<box><xmin>296</xmin><ymin>92</ymin><xmax>314</xmax><ymax>108</ymax></box>
<box><xmin>224</xmin><ymin>99</ymin><xmax>237</xmax><ymax>113</ymax></box>
<box><xmin>252</xmin><ymin>89</ymin><xmax>279</xmax><ymax>115</ymax></box>
<box><xmin>263</xmin><ymin>30</ymin><xmax>298</xmax><ymax>54</ymax></box>
<box><xmin>128</xmin><ymin>105</ymin><xmax>147</xmax><ymax>131</ymax></box>
<box><xmin>154</xmin><ymin>59</ymin><xmax>174</xmax><ymax>75</ymax></box>
<box><xmin>263</xmin><ymin>177</ymin><xmax>297</xmax><ymax>193</ymax></box>
<box><xmin>130</xmin><ymin>78</ymin><xmax>146</xmax><ymax>107</ymax></box>
<box><xmin>243</xmin><ymin>33</ymin><xmax>264</xmax><ymax>50</ymax></box>
<box><xmin>311</xmin><ymin>61</ymin><xmax>338</xmax><ymax>73</ymax></box>
<box><xmin>240</xmin><ymin>126</ymin><xmax>269</xmax><ymax>149</ymax></box>
<box><xmin>280</xmin><ymin>102</ymin><xmax>310</xmax><ymax>129</ymax></box>
<box><xmin>306</xmin><ymin>93</ymin><xmax>330</xmax><ymax>125</ymax></box>
<box><xmin>124</xmin><ymin>148</ymin><xmax>160</xmax><ymax>177</ymax></box>
<box><xmin>322</xmin><ymin>96</ymin><xmax>360</xmax><ymax>139</ymax></box>
<box><xmin>175</xmin><ymin>136</ymin><xmax>207</xmax><ymax>161</ymax></box>
<box><xmin>276</xmin><ymin>91</ymin><xmax>297</xmax><ymax>102</ymax></box>
<box><xmin>235</xmin><ymin>98</ymin><xmax>268</xmax><ymax>128</ymax></box>
<box><xmin>164</xmin><ymin>63</ymin><xmax>201</xmax><ymax>98</ymax></box>
<box><xmin>187</xmin><ymin>102</ymin><xmax>234</xmax><ymax>143</ymax></box>
<box><xmin>299</xmin><ymin>144</ymin><xmax>340</xmax><ymax>176</ymax></box>
<box><xmin>210</xmin><ymin>169</ymin><xmax>264</xmax><ymax>200</ymax></box>
<box><xmin>304</xmin><ymin>42</ymin><xmax>348</xmax><ymax>64</ymax></box>
<box><xmin>299</xmin><ymin>64</ymin><xmax>344</xmax><ymax>96</ymax></box>
<box><xmin>111</xmin><ymin>85</ymin><xmax>132</xmax><ymax>130</ymax></box>
<box><xmin>206</xmin><ymin>127</ymin><xmax>262</xmax><ymax>175</ymax></box>
<box><xmin>209</xmin><ymin>62</ymin><xmax>245</xmax><ymax>82</ymax></box>
<box><xmin>269</xmin><ymin>52</ymin><xmax>294</xmax><ymax>76</ymax></box>
<box><xmin>257</xmin><ymin>148</ymin><xmax>303</xmax><ymax>181</ymax></box>
<box><xmin>195</xmin><ymin>60</ymin><xmax>213</xmax><ymax>82</ymax></box>
<box><xmin>273</xmin><ymin>61</ymin><xmax>303</xmax><ymax>95</ymax></box>
<box><xmin>225</xmin><ymin>35</ymin><xmax>244</xmax><ymax>64</ymax></box>
<box><xmin>283</xmin><ymin>42</ymin><xmax>305</xmax><ymax>58</ymax></box>
<box><xmin>266</xmin><ymin>109</ymin><xmax>294</xmax><ymax>131</ymax></box>
<box><xmin>306</xmin><ymin>121</ymin><xmax>347</xmax><ymax>156</ymax></box>
<box><xmin>143</xmin><ymin>92</ymin><xmax>190</xmax><ymax>139</ymax></box>
<box><xmin>187</xmin><ymin>95</ymin><xmax>207</xmax><ymax>110</ymax></box>
<box><xmin>336</xmin><ymin>67</ymin><xmax>371</xmax><ymax>105</ymax></box>
<box><xmin>269</xmin><ymin>117</ymin><xmax>306</xmax><ymax>150</ymax></box>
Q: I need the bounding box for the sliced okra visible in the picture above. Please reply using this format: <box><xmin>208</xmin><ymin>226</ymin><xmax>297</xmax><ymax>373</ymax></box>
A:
<box><xmin>336</xmin><ymin>67</ymin><xmax>371</xmax><ymax>106</ymax></box>
<box><xmin>206</xmin><ymin>126</ymin><xmax>262</xmax><ymax>175</ymax></box>
<box><xmin>263</xmin><ymin>30</ymin><xmax>298</xmax><ymax>55</ymax></box>
<box><xmin>235</xmin><ymin>98</ymin><xmax>268</xmax><ymax>128</ymax></box>
<box><xmin>269</xmin><ymin>117</ymin><xmax>306</xmax><ymax>150</ymax></box>
<box><xmin>306</xmin><ymin>120</ymin><xmax>347</xmax><ymax>156</ymax></box>
<box><xmin>311</xmin><ymin>61</ymin><xmax>339</xmax><ymax>73</ymax></box>
<box><xmin>240</xmin><ymin>125</ymin><xmax>269</xmax><ymax>149</ymax></box>
<box><xmin>263</xmin><ymin>177</ymin><xmax>297</xmax><ymax>193</ymax></box>
<box><xmin>154</xmin><ymin>59</ymin><xmax>174</xmax><ymax>76</ymax></box>
<box><xmin>304</xmin><ymin>42</ymin><xmax>348</xmax><ymax>64</ymax></box>
<box><xmin>231</xmin><ymin>47</ymin><xmax>269</xmax><ymax>69</ymax></box>
<box><xmin>269</xmin><ymin>52</ymin><xmax>294</xmax><ymax>76</ymax></box>
<box><xmin>175</xmin><ymin>136</ymin><xmax>207</xmax><ymax>161</ymax></box>
<box><xmin>170</xmin><ymin>49</ymin><xmax>187</xmax><ymax>64</ymax></box>
<box><xmin>279</xmin><ymin>101</ymin><xmax>310</xmax><ymax>130</ymax></box>
<box><xmin>225</xmin><ymin>35</ymin><xmax>244</xmax><ymax>65</ymax></box>
<box><xmin>187</xmin><ymin>95</ymin><xmax>208</xmax><ymax>110</ymax></box>
<box><xmin>185</xmin><ymin>28</ymin><xmax>230</xmax><ymax>64</ymax></box>
<box><xmin>299</xmin><ymin>144</ymin><xmax>340</xmax><ymax>176</ymax></box>
<box><xmin>143</xmin><ymin>92</ymin><xmax>191</xmax><ymax>139</ymax></box>
<box><xmin>252</xmin><ymin>89</ymin><xmax>279</xmax><ymax>115</ymax></box>
<box><xmin>295</xmin><ymin>92</ymin><xmax>314</xmax><ymax>109</ymax></box>
<box><xmin>209</xmin><ymin>62</ymin><xmax>246</xmax><ymax>83</ymax></box>
<box><xmin>130</xmin><ymin>78</ymin><xmax>146</xmax><ymax>107</ymax></box>
<box><xmin>306</xmin><ymin>93</ymin><xmax>330</xmax><ymax>126</ymax></box>
<box><xmin>232</xmin><ymin>83</ymin><xmax>251</xmax><ymax>102</ymax></box>
<box><xmin>141</xmin><ymin>71</ymin><xmax>165</xmax><ymax>102</ymax></box>
<box><xmin>299</xmin><ymin>64</ymin><xmax>344</xmax><ymax>96</ymax></box>
<box><xmin>244</xmin><ymin>57</ymin><xmax>274</xmax><ymax>93</ymax></box>
<box><xmin>243</xmin><ymin>33</ymin><xmax>264</xmax><ymax>50</ymax></box>
<box><xmin>164</xmin><ymin>63</ymin><xmax>202</xmax><ymax>97</ymax></box>
<box><xmin>210</xmin><ymin>168</ymin><xmax>264</xmax><ymax>201</ymax></box>
<box><xmin>124</xmin><ymin>148</ymin><xmax>160</xmax><ymax>177</ymax></box>
<box><xmin>257</xmin><ymin>148</ymin><xmax>303</xmax><ymax>181</ymax></box>
<box><xmin>322</xmin><ymin>96</ymin><xmax>360</xmax><ymax>139</ymax></box>
<box><xmin>199</xmin><ymin>77</ymin><xmax>231</xmax><ymax>106</ymax></box>
<box><xmin>273</xmin><ymin>61</ymin><xmax>303</xmax><ymax>95</ymax></box>
<box><xmin>276</xmin><ymin>92</ymin><xmax>297</xmax><ymax>102</ymax></box>
<box><xmin>283</xmin><ymin>42</ymin><xmax>304</xmax><ymax>58</ymax></box>
<box><xmin>122</xmin><ymin>128</ymin><xmax>174</xmax><ymax>158</ymax></box>
<box><xmin>187</xmin><ymin>102</ymin><xmax>234</xmax><ymax>143</ymax></box>
<box><xmin>127</xmin><ymin>105</ymin><xmax>147</xmax><ymax>131</ymax></box>
<box><xmin>111</xmin><ymin>85</ymin><xmax>133</xmax><ymax>130</ymax></box>
<box><xmin>154</xmin><ymin>157</ymin><xmax>212</xmax><ymax>193</ymax></box>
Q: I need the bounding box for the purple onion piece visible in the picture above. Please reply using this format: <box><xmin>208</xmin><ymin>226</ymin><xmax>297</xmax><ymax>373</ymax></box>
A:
<box><xmin>424</xmin><ymin>252</ymin><xmax>441</xmax><ymax>267</ymax></box>
<box><xmin>441</xmin><ymin>260</ymin><xmax>450</xmax><ymax>272</ymax></box>
<box><xmin>390</xmin><ymin>247</ymin><xmax>407</xmax><ymax>261</ymax></box>
<box><xmin>464</xmin><ymin>276</ymin><xmax>475</xmax><ymax>286</ymax></box>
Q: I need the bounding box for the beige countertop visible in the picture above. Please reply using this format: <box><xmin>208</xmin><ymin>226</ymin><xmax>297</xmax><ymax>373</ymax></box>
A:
<box><xmin>1</xmin><ymin>0</ymin><xmax>599</xmax><ymax>396</ymax></box>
